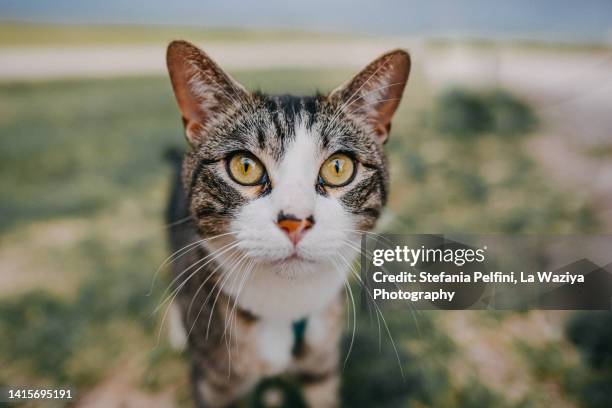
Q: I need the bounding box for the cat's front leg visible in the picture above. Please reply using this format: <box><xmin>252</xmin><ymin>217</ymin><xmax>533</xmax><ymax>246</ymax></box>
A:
<box><xmin>185</xmin><ymin>297</ymin><xmax>260</xmax><ymax>408</ymax></box>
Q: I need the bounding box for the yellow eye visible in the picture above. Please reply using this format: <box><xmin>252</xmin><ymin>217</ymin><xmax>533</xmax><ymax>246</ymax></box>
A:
<box><xmin>319</xmin><ymin>153</ymin><xmax>356</xmax><ymax>187</ymax></box>
<box><xmin>227</xmin><ymin>152</ymin><xmax>266</xmax><ymax>186</ymax></box>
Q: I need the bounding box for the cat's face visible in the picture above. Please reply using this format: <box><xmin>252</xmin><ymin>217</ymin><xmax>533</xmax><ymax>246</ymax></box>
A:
<box><xmin>167</xmin><ymin>41</ymin><xmax>409</xmax><ymax>278</ymax></box>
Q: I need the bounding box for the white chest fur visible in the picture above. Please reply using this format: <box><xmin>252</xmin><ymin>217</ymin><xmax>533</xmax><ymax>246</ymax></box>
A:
<box><xmin>254</xmin><ymin>310</ymin><xmax>330</xmax><ymax>373</ymax></box>
<box><xmin>255</xmin><ymin>320</ymin><xmax>293</xmax><ymax>373</ymax></box>
<box><xmin>222</xmin><ymin>261</ymin><xmax>347</xmax><ymax>372</ymax></box>
<box><xmin>223</xmin><ymin>261</ymin><xmax>347</xmax><ymax>321</ymax></box>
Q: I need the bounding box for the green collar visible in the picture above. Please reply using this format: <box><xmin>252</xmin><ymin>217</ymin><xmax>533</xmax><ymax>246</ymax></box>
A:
<box><xmin>291</xmin><ymin>318</ymin><xmax>308</xmax><ymax>356</ymax></box>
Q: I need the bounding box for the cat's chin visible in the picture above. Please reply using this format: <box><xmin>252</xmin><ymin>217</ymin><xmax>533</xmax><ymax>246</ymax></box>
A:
<box><xmin>269</xmin><ymin>253</ymin><xmax>315</xmax><ymax>267</ymax></box>
<box><xmin>241</xmin><ymin>245</ymin><xmax>326</xmax><ymax>271</ymax></box>
<box><xmin>239</xmin><ymin>250</ymin><xmax>329</xmax><ymax>280</ymax></box>
<box><xmin>260</xmin><ymin>257</ymin><xmax>318</xmax><ymax>280</ymax></box>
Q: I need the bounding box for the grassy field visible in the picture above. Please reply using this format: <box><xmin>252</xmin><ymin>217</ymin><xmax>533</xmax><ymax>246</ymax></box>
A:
<box><xmin>0</xmin><ymin>67</ymin><xmax>607</xmax><ymax>407</ymax></box>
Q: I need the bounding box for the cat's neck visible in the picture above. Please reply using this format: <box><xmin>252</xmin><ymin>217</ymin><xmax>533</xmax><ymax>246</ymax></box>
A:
<box><xmin>221</xmin><ymin>260</ymin><xmax>350</xmax><ymax>321</ymax></box>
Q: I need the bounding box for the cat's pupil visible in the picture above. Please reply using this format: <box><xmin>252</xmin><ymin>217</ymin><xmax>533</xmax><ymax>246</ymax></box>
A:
<box><xmin>242</xmin><ymin>159</ymin><xmax>251</xmax><ymax>174</ymax></box>
<box><xmin>334</xmin><ymin>159</ymin><xmax>342</xmax><ymax>174</ymax></box>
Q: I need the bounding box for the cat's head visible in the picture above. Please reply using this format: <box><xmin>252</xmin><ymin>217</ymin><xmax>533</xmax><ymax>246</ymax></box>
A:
<box><xmin>167</xmin><ymin>40</ymin><xmax>409</xmax><ymax>278</ymax></box>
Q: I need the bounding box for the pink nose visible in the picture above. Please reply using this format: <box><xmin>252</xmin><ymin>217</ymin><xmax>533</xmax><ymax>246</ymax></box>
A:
<box><xmin>277</xmin><ymin>213</ymin><xmax>314</xmax><ymax>245</ymax></box>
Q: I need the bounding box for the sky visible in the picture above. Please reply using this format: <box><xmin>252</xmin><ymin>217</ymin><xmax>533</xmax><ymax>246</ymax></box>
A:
<box><xmin>1</xmin><ymin>0</ymin><xmax>611</xmax><ymax>42</ymax></box>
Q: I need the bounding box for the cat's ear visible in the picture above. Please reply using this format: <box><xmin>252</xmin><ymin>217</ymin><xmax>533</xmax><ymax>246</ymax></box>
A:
<box><xmin>329</xmin><ymin>49</ymin><xmax>410</xmax><ymax>144</ymax></box>
<box><xmin>166</xmin><ymin>40</ymin><xmax>248</xmax><ymax>146</ymax></box>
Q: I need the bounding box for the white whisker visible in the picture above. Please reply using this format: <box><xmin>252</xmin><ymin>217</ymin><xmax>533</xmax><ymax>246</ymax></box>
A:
<box><xmin>148</xmin><ymin>231</ymin><xmax>236</xmax><ymax>296</ymax></box>
<box><xmin>336</xmin><ymin>243</ymin><xmax>406</xmax><ymax>379</ymax></box>
<box><xmin>154</xmin><ymin>241</ymin><xmax>240</xmax><ymax>348</ymax></box>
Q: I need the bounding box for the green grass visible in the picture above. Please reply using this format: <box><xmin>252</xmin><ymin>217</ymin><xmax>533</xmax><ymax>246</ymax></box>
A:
<box><xmin>0</xmin><ymin>70</ymin><xmax>602</xmax><ymax>406</ymax></box>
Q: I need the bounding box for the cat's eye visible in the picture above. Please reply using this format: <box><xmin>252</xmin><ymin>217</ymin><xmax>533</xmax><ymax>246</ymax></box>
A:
<box><xmin>227</xmin><ymin>152</ymin><xmax>266</xmax><ymax>186</ymax></box>
<box><xmin>319</xmin><ymin>153</ymin><xmax>356</xmax><ymax>187</ymax></box>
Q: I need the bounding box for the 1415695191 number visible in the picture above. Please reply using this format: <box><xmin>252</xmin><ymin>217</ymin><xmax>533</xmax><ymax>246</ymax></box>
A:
<box><xmin>7</xmin><ymin>388</ymin><xmax>73</xmax><ymax>400</ymax></box>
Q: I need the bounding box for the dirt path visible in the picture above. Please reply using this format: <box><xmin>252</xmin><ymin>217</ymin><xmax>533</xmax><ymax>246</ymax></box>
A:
<box><xmin>0</xmin><ymin>40</ymin><xmax>405</xmax><ymax>79</ymax></box>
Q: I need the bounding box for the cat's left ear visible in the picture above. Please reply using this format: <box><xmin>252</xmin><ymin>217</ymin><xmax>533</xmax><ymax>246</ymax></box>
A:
<box><xmin>329</xmin><ymin>50</ymin><xmax>410</xmax><ymax>144</ymax></box>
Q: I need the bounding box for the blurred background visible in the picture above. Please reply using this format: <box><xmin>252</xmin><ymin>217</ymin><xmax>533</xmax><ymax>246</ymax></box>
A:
<box><xmin>1</xmin><ymin>1</ymin><xmax>611</xmax><ymax>407</ymax></box>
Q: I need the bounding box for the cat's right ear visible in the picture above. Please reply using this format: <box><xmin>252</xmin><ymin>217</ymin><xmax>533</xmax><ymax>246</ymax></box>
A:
<box><xmin>166</xmin><ymin>40</ymin><xmax>248</xmax><ymax>146</ymax></box>
<box><xmin>328</xmin><ymin>49</ymin><xmax>410</xmax><ymax>144</ymax></box>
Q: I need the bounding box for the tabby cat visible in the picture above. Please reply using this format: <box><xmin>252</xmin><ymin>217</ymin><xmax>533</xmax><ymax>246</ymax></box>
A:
<box><xmin>164</xmin><ymin>40</ymin><xmax>410</xmax><ymax>407</ymax></box>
